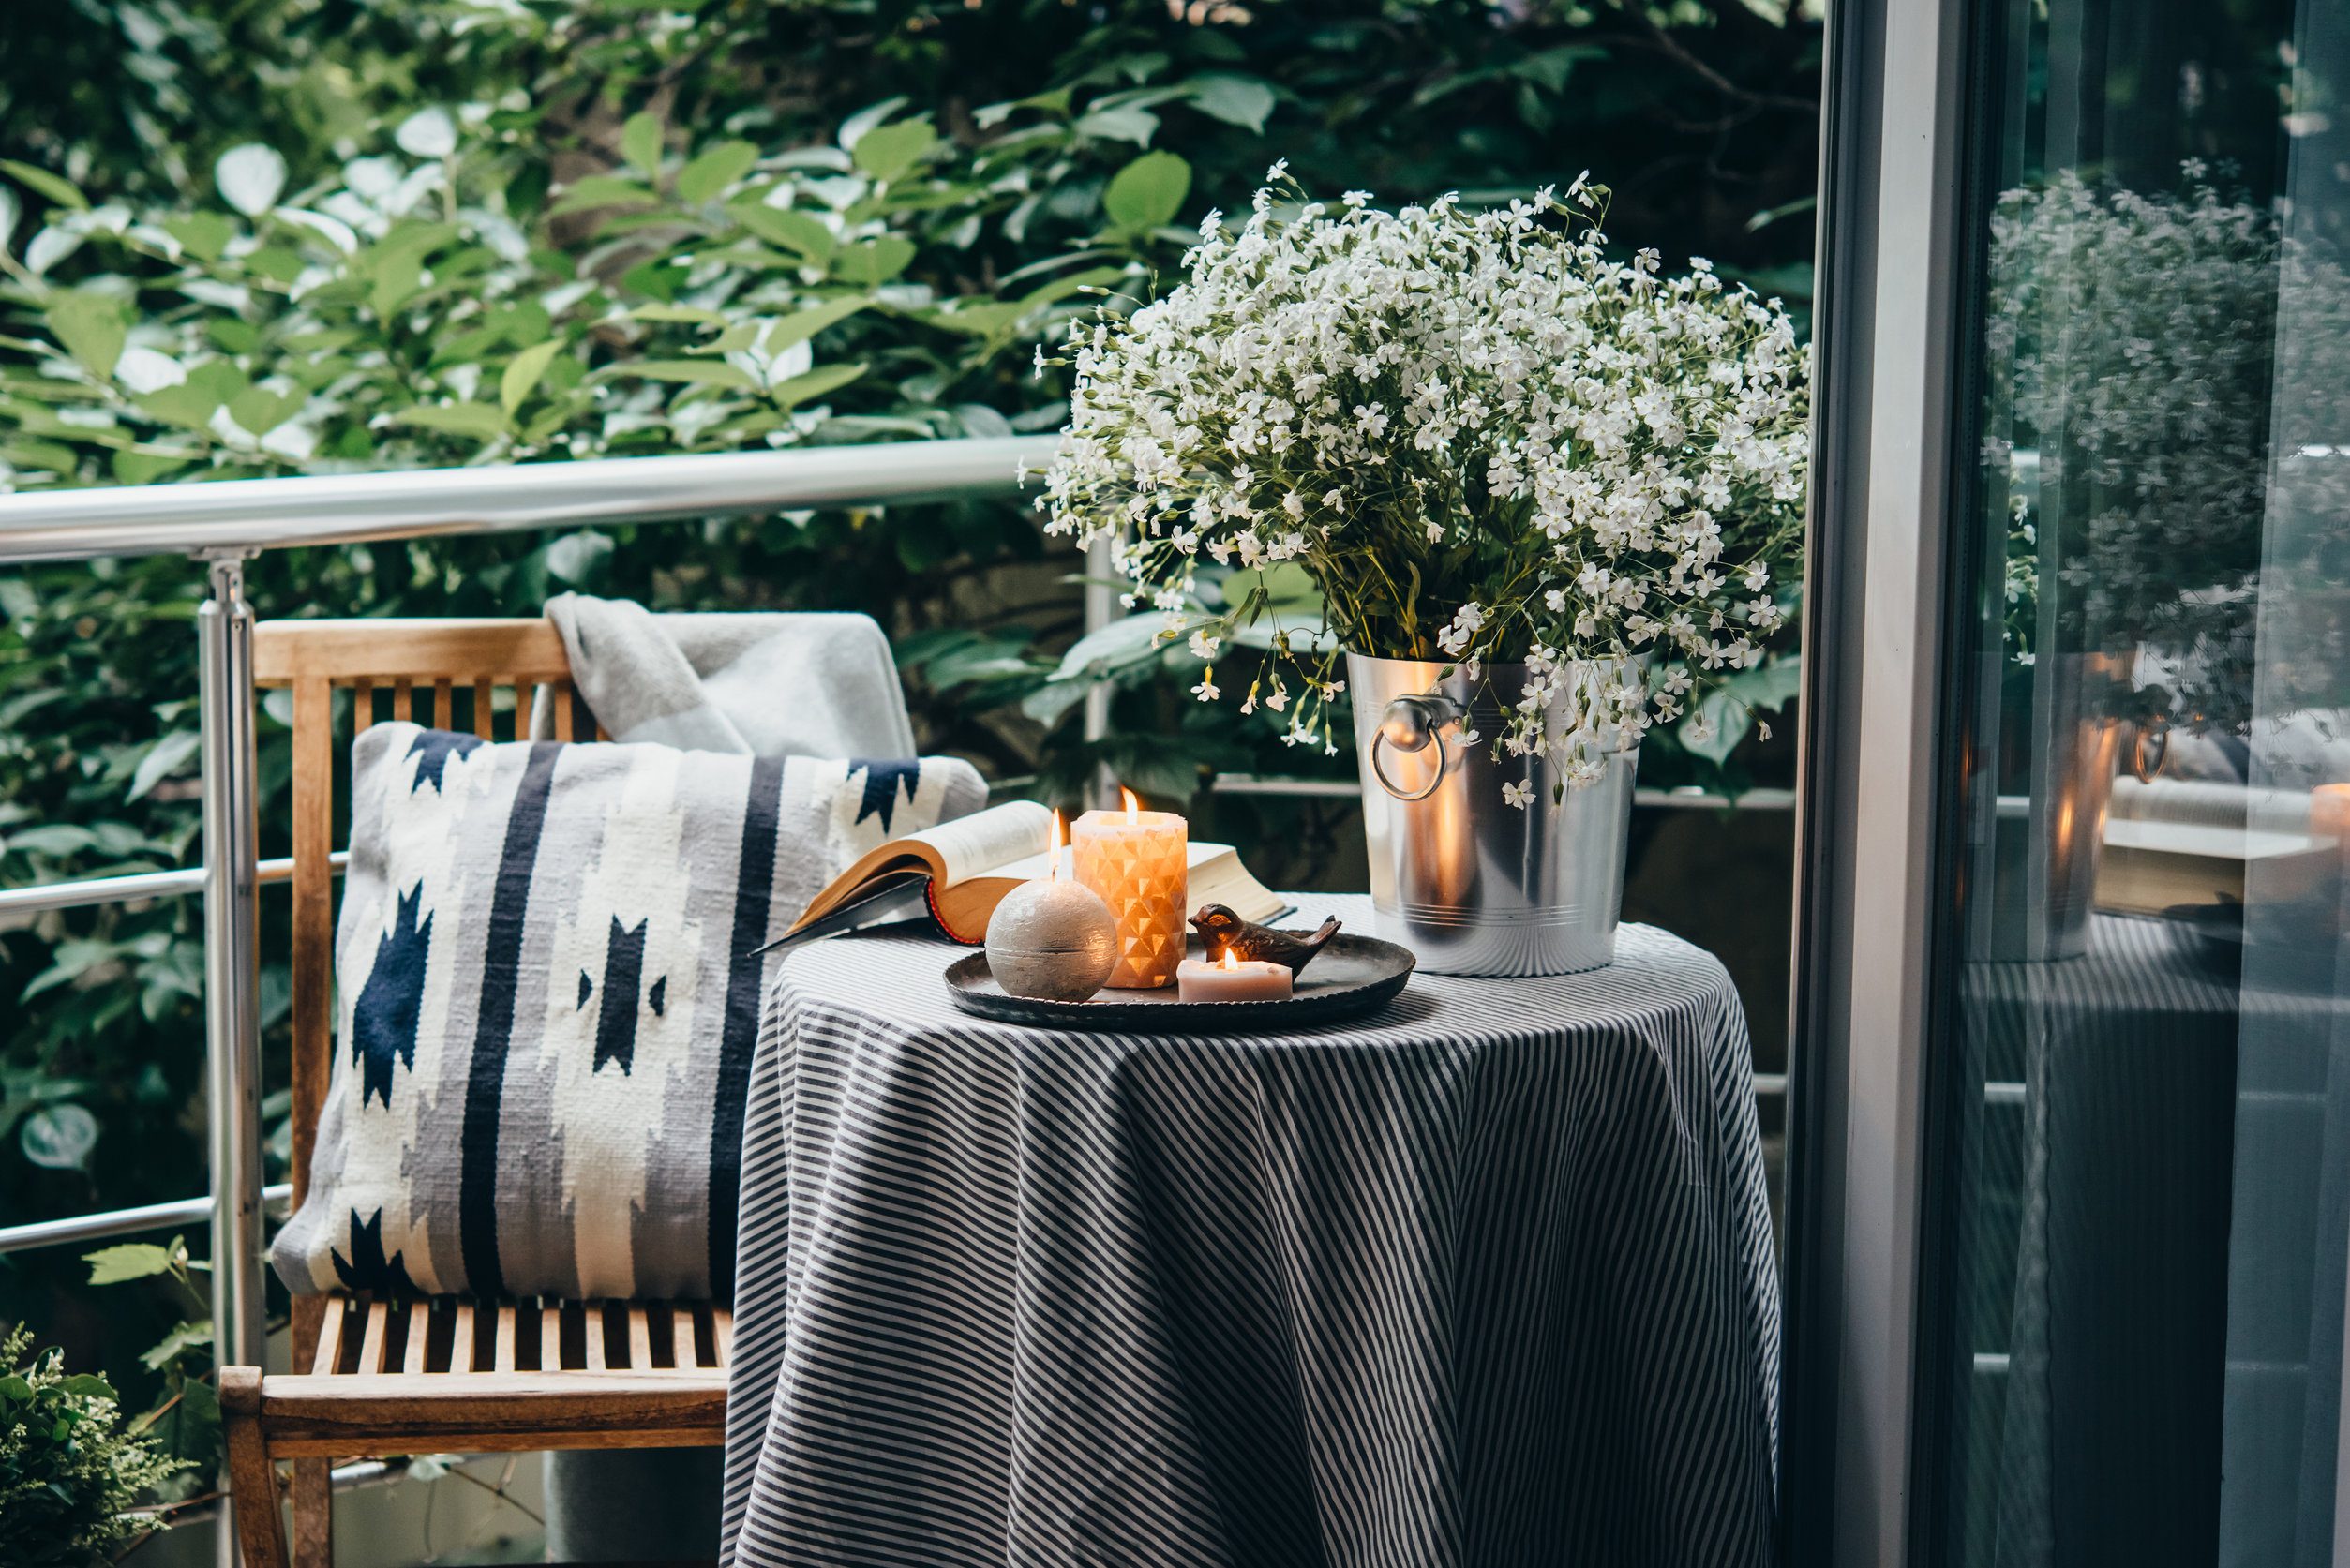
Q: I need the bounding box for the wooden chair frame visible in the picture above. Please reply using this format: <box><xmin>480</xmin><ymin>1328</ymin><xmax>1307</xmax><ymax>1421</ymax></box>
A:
<box><xmin>220</xmin><ymin>620</ymin><xmax>727</xmax><ymax>1568</ymax></box>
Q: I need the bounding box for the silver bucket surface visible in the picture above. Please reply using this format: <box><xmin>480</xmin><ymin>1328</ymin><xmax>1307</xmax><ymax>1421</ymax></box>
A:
<box><xmin>1346</xmin><ymin>652</ymin><xmax>1638</xmax><ymax>977</ymax></box>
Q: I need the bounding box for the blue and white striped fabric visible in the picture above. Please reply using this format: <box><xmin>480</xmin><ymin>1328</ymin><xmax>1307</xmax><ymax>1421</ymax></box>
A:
<box><xmin>721</xmin><ymin>895</ymin><xmax>1779</xmax><ymax>1568</ymax></box>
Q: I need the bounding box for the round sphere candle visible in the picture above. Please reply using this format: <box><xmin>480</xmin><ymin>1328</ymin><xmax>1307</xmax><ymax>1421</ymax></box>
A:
<box><xmin>1073</xmin><ymin>788</ymin><xmax>1189</xmax><ymax>989</ymax></box>
<box><xmin>985</xmin><ymin>813</ymin><xmax>1117</xmax><ymax>1002</ymax></box>
<box><xmin>1176</xmin><ymin>948</ymin><xmax>1293</xmax><ymax>1003</ymax></box>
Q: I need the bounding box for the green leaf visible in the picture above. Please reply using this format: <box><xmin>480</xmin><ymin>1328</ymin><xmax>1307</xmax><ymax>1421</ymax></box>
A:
<box><xmin>364</xmin><ymin>222</ymin><xmax>462</xmax><ymax>317</ymax></box>
<box><xmin>831</xmin><ymin>236</ymin><xmax>915</xmax><ymax>287</ymax></box>
<box><xmin>227</xmin><ymin>385</ymin><xmax>302</xmax><ymax>437</ymax></box>
<box><xmin>764</xmin><ymin>297</ymin><xmax>871</xmax><ymax>351</ymax></box>
<box><xmin>619</xmin><ymin>260</ymin><xmax>681</xmax><ymax>303</ymax></box>
<box><xmin>149</xmin><ymin>1373</ymin><xmax>220</xmax><ymax>1467</ymax></box>
<box><xmin>769</xmin><ymin>361</ymin><xmax>867</xmax><ymax>411</ymax></box>
<box><xmin>621</xmin><ymin>112</ymin><xmax>665</xmax><ymax>178</ymax></box>
<box><xmin>501</xmin><ymin>338</ymin><xmax>564</xmax><ymax>415</ymax></box>
<box><xmin>138</xmin><ymin>1320</ymin><xmax>213</xmax><ymax>1373</ymax></box>
<box><xmin>45</xmin><ymin>291</ymin><xmax>126</xmax><ymax>379</ymax></box>
<box><xmin>162</xmin><ymin>212</ymin><xmax>233</xmax><ymax>261</ymax></box>
<box><xmin>138</xmin><ymin>361</ymin><xmax>247</xmax><ymax>431</ymax></box>
<box><xmin>0</xmin><ymin>1375</ymin><xmax>32</xmax><ymax>1402</ymax></box>
<box><xmin>85</xmin><ymin>1243</ymin><xmax>175</xmax><ymax>1285</ymax></box>
<box><xmin>61</xmin><ymin>1372</ymin><xmax>116</xmax><ymax>1400</ymax></box>
<box><xmin>0</xmin><ymin>159</ymin><xmax>88</xmax><ymax>211</ymax></box>
<box><xmin>676</xmin><ymin>140</ymin><xmax>760</xmax><ymax>204</ymax></box>
<box><xmin>111</xmin><ymin>448</ymin><xmax>189</xmax><ymax>485</ymax></box>
<box><xmin>393</xmin><ymin>402</ymin><xmax>512</xmax><ymax>440</ymax></box>
<box><xmin>621</xmin><ymin>360</ymin><xmax>755</xmax><ymax>388</ymax></box>
<box><xmin>926</xmin><ymin>302</ymin><xmax>1022</xmax><ymax>338</ymax></box>
<box><xmin>548</xmin><ymin>176</ymin><xmax>661</xmax><ymax>217</ymax></box>
<box><xmin>626</xmin><ymin>305</ymin><xmax>727</xmax><ymax>324</ymax></box>
<box><xmin>1073</xmin><ymin>107</ymin><xmax>1160</xmax><ymax>147</ymax></box>
<box><xmin>729</xmin><ymin>203</ymin><xmax>834</xmax><ymax>263</ymax></box>
<box><xmin>127</xmin><ymin>730</ymin><xmax>202</xmax><ymax>801</ymax></box>
<box><xmin>694</xmin><ymin>321</ymin><xmax>764</xmax><ymax>355</ymax></box>
<box><xmin>1185</xmin><ymin>75</ymin><xmax>1277</xmax><ymax>134</ymax></box>
<box><xmin>851</xmin><ymin>120</ymin><xmax>936</xmax><ymax>184</ymax></box>
<box><xmin>1103</xmin><ymin>152</ymin><xmax>1191</xmax><ymax>232</ymax></box>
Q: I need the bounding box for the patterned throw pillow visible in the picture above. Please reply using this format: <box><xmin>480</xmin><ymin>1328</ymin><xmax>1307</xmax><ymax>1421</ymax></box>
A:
<box><xmin>271</xmin><ymin>723</ymin><xmax>984</xmax><ymax>1303</ymax></box>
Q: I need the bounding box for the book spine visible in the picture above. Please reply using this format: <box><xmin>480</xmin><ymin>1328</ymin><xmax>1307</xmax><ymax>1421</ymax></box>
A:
<box><xmin>925</xmin><ymin>881</ymin><xmax>983</xmax><ymax>946</ymax></box>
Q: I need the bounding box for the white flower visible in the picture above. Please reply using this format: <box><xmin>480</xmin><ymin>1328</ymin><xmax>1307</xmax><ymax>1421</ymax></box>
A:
<box><xmin>1191</xmin><ymin>677</ymin><xmax>1220</xmax><ymax>701</ymax></box>
<box><xmin>1502</xmin><ymin>780</ymin><xmax>1534</xmax><ymax>809</ymax></box>
<box><xmin>1189</xmin><ymin>629</ymin><xmax>1220</xmax><ymax>660</ymax></box>
<box><xmin>1426</xmin><ymin>521</ymin><xmax>1444</xmax><ymax>545</ymax></box>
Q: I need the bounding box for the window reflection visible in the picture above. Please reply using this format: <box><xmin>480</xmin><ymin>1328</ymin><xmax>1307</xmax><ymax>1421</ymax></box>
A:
<box><xmin>1934</xmin><ymin>0</ymin><xmax>2350</xmax><ymax>1564</ymax></box>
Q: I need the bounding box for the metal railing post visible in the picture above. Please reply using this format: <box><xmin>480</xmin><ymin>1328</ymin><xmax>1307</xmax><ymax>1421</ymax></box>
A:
<box><xmin>198</xmin><ymin>553</ymin><xmax>263</xmax><ymax>1568</ymax></box>
<box><xmin>1084</xmin><ymin>536</ymin><xmax>1117</xmax><ymax>809</ymax></box>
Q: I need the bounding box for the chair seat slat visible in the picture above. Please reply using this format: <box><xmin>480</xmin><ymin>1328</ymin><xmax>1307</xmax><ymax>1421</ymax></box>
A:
<box><xmin>311</xmin><ymin>1299</ymin><xmax>347</xmax><ymax>1377</ymax></box>
<box><xmin>355</xmin><ymin>1302</ymin><xmax>390</xmax><ymax>1376</ymax></box>
<box><xmin>403</xmin><ymin>1303</ymin><xmax>430</xmax><ymax>1375</ymax></box>
<box><xmin>450</xmin><ymin>1300</ymin><xmax>476</xmax><ymax>1374</ymax></box>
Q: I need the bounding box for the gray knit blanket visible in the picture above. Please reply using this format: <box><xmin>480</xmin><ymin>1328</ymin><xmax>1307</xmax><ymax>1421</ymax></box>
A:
<box><xmin>531</xmin><ymin>593</ymin><xmax>918</xmax><ymax>759</ymax></box>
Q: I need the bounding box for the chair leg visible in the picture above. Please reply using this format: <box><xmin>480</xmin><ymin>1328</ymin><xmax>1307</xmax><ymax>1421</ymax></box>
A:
<box><xmin>217</xmin><ymin>1367</ymin><xmax>291</xmax><ymax>1568</ymax></box>
<box><xmin>290</xmin><ymin>1458</ymin><xmax>332</xmax><ymax>1568</ymax></box>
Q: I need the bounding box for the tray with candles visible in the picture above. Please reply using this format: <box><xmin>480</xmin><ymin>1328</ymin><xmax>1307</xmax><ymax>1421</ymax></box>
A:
<box><xmin>945</xmin><ymin>906</ymin><xmax>1417</xmax><ymax>1031</ymax></box>
<box><xmin>945</xmin><ymin>799</ymin><xmax>1414</xmax><ymax>1030</ymax></box>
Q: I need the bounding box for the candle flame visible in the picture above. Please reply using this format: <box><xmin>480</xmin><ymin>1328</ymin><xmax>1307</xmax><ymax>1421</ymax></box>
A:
<box><xmin>1050</xmin><ymin>809</ymin><xmax>1065</xmax><ymax>879</ymax></box>
<box><xmin>1220</xmin><ymin>948</ymin><xmax>1237</xmax><ymax>971</ymax></box>
<box><xmin>1121</xmin><ymin>785</ymin><xmax>1140</xmax><ymax>824</ymax></box>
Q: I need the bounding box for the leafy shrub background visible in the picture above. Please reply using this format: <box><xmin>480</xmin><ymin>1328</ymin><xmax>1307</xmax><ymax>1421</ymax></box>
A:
<box><xmin>0</xmin><ymin>0</ymin><xmax>1822</xmax><ymax>1484</ymax></box>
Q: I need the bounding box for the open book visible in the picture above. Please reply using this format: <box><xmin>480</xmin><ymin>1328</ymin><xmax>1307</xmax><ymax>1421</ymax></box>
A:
<box><xmin>778</xmin><ymin>799</ymin><xmax>1290</xmax><ymax>948</ymax></box>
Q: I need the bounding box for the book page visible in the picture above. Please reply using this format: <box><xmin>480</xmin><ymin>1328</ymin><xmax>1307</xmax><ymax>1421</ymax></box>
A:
<box><xmin>908</xmin><ymin>799</ymin><xmax>1055</xmax><ymax>887</ymax></box>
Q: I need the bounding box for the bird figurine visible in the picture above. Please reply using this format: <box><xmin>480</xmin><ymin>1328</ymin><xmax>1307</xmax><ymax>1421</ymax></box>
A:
<box><xmin>1190</xmin><ymin>905</ymin><xmax>1343</xmax><ymax>977</ymax></box>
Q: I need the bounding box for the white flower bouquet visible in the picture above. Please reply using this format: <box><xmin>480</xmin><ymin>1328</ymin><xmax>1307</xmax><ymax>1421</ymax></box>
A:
<box><xmin>1040</xmin><ymin>171</ymin><xmax>1810</xmax><ymax>792</ymax></box>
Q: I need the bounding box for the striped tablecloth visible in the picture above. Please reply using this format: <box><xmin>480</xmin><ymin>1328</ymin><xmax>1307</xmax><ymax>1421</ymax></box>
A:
<box><xmin>720</xmin><ymin>895</ymin><xmax>1780</xmax><ymax>1568</ymax></box>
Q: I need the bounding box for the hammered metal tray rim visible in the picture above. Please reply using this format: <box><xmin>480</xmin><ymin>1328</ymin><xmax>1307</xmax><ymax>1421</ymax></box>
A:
<box><xmin>943</xmin><ymin>933</ymin><xmax>1416</xmax><ymax>1032</ymax></box>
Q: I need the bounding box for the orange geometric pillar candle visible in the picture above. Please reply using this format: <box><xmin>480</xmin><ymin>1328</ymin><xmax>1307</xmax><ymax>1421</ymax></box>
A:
<box><xmin>1072</xmin><ymin>787</ymin><xmax>1189</xmax><ymax>989</ymax></box>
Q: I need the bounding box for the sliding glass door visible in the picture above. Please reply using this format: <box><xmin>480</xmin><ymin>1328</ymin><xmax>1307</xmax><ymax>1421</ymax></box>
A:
<box><xmin>1910</xmin><ymin>0</ymin><xmax>2350</xmax><ymax>1563</ymax></box>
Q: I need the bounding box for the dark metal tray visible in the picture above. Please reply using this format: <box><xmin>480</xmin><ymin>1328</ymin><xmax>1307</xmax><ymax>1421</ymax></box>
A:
<box><xmin>944</xmin><ymin>933</ymin><xmax>1415</xmax><ymax>1031</ymax></box>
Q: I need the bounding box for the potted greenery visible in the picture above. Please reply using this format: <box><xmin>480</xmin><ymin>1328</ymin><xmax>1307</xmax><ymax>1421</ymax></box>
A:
<box><xmin>1</xmin><ymin>1324</ymin><xmax>188</xmax><ymax>1565</ymax></box>
<box><xmin>1042</xmin><ymin>173</ymin><xmax>1810</xmax><ymax>973</ymax></box>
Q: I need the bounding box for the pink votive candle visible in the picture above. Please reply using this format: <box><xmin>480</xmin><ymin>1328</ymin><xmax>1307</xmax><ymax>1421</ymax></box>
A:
<box><xmin>1073</xmin><ymin>788</ymin><xmax>1189</xmax><ymax>989</ymax></box>
<box><xmin>1177</xmin><ymin>950</ymin><xmax>1294</xmax><ymax>1004</ymax></box>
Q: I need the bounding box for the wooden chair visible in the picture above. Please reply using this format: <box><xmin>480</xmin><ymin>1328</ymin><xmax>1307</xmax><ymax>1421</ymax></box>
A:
<box><xmin>220</xmin><ymin>620</ymin><xmax>730</xmax><ymax>1568</ymax></box>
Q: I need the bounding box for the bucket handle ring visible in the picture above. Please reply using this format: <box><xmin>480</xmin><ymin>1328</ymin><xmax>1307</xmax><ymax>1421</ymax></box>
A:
<box><xmin>1370</xmin><ymin>694</ymin><xmax>1456</xmax><ymax>802</ymax></box>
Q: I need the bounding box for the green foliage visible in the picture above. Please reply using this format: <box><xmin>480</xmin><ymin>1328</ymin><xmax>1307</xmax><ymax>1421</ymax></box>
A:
<box><xmin>0</xmin><ymin>1322</ymin><xmax>189</xmax><ymax>1564</ymax></box>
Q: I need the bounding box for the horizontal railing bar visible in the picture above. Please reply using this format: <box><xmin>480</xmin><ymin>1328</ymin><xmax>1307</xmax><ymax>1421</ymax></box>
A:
<box><xmin>0</xmin><ymin>437</ymin><xmax>1061</xmax><ymax>564</ymax></box>
<box><xmin>0</xmin><ymin>1184</ymin><xmax>292</xmax><ymax>1255</ymax></box>
<box><xmin>1210</xmin><ymin>774</ymin><xmax>1367</xmax><ymax>798</ymax></box>
<box><xmin>1753</xmin><ymin>1072</ymin><xmax>1788</xmax><ymax>1097</ymax></box>
<box><xmin>0</xmin><ymin>851</ymin><xmax>347</xmax><ymax>917</ymax></box>
<box><xmin>1207</xmin><ymin>775</ymin><xmax>1797</xmax><ymax>812</ymax></box>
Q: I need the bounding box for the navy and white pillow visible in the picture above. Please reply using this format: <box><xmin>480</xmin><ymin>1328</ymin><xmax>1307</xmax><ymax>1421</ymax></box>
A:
<box><xmin>271</xmin><ymin>723</ymin><xmax>984</xmax><ymax>1304</ymax></box>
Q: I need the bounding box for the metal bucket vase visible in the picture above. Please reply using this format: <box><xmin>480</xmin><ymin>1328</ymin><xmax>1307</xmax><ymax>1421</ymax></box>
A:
<box><xmin>1346</xmin><ymin>652</ymin><xmax>1638</xmax><ymax>977</ymax></box>
<box><xmin>1973</xmin><ymin>650</ymin><xmax>2129</xmax><ymax>962</ymax></box>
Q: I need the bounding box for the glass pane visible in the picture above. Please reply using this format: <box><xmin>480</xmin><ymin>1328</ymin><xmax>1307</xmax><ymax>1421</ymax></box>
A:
<box><xmin>1930</xmin><ymin>0</ymin><xmax>2350</xmax><ymax>1564</ymax></box>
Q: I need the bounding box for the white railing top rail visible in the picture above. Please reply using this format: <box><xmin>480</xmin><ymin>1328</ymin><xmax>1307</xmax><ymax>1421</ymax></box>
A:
<box><xmin>0</xmin><ymin>435</ymin><xmax>1060</xmax><ymax>564</ymax></box>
